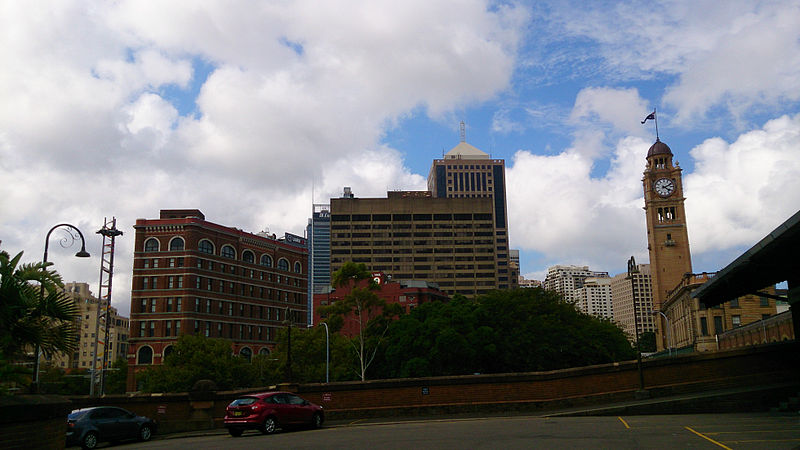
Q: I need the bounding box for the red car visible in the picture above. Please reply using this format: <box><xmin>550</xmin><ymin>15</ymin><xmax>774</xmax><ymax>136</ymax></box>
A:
<box><xmin>223</xmin><ymin>391</ymin><xmax>324</xmax><ymax>437</ymax></box>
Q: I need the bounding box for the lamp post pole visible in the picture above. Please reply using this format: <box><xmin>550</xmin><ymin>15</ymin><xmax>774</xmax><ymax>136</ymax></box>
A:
<box><xmin>320</xmin><ymin>322</ymin><xmax>329</xmax><ymax>383</ymax></box>
<box><xmin>655</xmin><ymin>310</ymin><xmax>673</xmax><ymax>357</ymax></box>
<box><xmin>627</xmin><ymin>256</ymin><xmax>645</xmax><ymax>393</ymax></box>
<box><xmin>35</xmin><ymin>224</ymin><xmax>91</xmax><ymax>392</ymax></box>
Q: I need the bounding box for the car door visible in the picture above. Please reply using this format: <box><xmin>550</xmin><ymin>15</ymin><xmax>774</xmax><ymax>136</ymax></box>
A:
<box><xmin>90</xmin><ymin>408</ymin><xmax>118</xmax><ymax>441</ymax></box>
<box><xmin>286</xmin><ymin>393</ymin><xmax>312</xmax><ymax>424</ymax></box>
<box><xmin>112</xmin><ymin>408</ymin><xmax>139</xmax><ymax>440</ymax></box>
<box><xmin>270</xmin><ymin>393</ymin><xmax>294</xmax><ymax>425</ymax></box>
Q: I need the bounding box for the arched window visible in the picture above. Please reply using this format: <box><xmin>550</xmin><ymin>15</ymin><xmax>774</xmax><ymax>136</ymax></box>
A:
<box><xmin>239</xmin><ymin>347</ymin><xmax>252</xmax><ymax>363</ymax></box>
<box><xmin>163</xmin><ymin>345</ymin><xmax>174</xmax><ymax>360</ymax></box>
<box><xmin>221</xmin><ymin>245</ymin><xmax>236</xmax><ymax>259</ymax></box>
<box><xmin>260</xmin><ymin>255</ymin><xmax>273</xmax><ymax>267</ymax></box>
<box><xmin>169</xmin><ymin>237</ymin><xmax>185</xmax><ymax>251</ymax></box>
<box><xmin>198</xmin><ymin>239</ymin><xmax>214</xmax><ymax>254</ymax></box>
<box><xmin>258</xmin><ymin>348</ymin><xmax>270</xmax><ymax>356</ymax></box>
<box><xmin>294</xmin><ymin>261</ymin><xmax>302</xmax><ymax>273</ymax></box>
<box><xmin>277</xmin><ymin>258</ymin><xmax>289</xmax><ymax>271</ymax></box>
<box><xmin>137</xmin><ymin>346</ymin><xmax>153</xmax><ymax>365</ymax></box>
<box><xmin>242</xmin><ymin>250</ymin><xmax>255</xmax><ymax>264</ymax></box>
<box><xmin>144</xmin><ymin>238</ymin><xmax>159</xmax><ymax>252</ymax></box>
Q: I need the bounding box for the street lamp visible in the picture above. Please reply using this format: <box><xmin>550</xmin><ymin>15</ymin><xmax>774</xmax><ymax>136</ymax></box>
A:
<box><xmin>654</xmin><ymin>310</ymin><xmax>673</xmax><ymax>357</ymax></box>
<box><xmin>626</xmin><ymin>256</ymin><xmax>645</xmax><ymax>394</ymax></box>
<box><xmin>34</xmin><ymin>224</ymin><xmax>91</xmax><ymax>391</ymax></box>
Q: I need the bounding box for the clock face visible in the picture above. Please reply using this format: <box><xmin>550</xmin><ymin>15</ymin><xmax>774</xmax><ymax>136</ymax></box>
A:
<box><xmin>654</xmin><ymin>178</ymin><xmax>675</xmax><ymax>197</ymax></box>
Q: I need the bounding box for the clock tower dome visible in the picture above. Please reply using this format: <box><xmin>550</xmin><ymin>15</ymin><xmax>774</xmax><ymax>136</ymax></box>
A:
<box><xmin>643</xmin><ymin>139</ymin><xmax>692</xmax><ymax>347</ymax></box>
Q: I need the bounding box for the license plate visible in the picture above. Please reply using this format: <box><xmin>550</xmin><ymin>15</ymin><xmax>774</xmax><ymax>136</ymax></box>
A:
<box><xmin>233</xmin><ymin>411</ymin><xmax>243</xmax><ymax>417</ymax></box>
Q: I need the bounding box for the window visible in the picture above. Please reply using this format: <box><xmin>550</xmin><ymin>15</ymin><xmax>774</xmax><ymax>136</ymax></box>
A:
<box><xmin>167</xmin><ymin>298</ymin><xmax>173</xmax><ymax>312</ymax></box>
<box><xmin>175</xmin><ymin>321</ymin><xmax>181</xmax><ymax>335</ymax></box>
<box><xmin>198</xmin><ymin>239</ymin><xmax>214</xmax><ymax>254</ymax></box>
<box><xmin>221</xmin><ymin>245</ymin><xmax>236</xmax><ymax>259</ymax></box>
<box><xmin>149</xmin><ymin>321</ymin><xmax>155</xmax><ymax>337</ymax></box>
<box><xmin>732</xmin><ymin>315</ymin><xmax>741</xmax><ymax>327</ymax></box>
<box><xmin>260</xmin><ymin>255</ymin><xmax>273</xmax><ymax>267</ymax></box>
<box><xmin>137</xmin><ymin>346</ymin><xmax>153</xmax><ymax>364</ymax></box>
<box><xmin>730</xmin><ymin>298</ymin><xmax>739</xmax><ymax>308</ymax></box>
<box><xmin>176</xmin><ymin>298</ymin><xmax>182</xmax><ymax>312</ymax></box>
<box><xmin>144</xmin><ymin>238</ymin><xmax>159</xmax><ymax>252</ymax></box>
<box><xmin>240</xmin><ymin>347</ymin><xmax>252</xmax><ymax>362</ymax></box>
<box><xmin>165</xmin><ymin>321</ymin><xmax>172</xmax><ymax>336</ymax></box>
<box><xmin>243</xmin><ymin>250</ymin><xmax>255</xmax><ymax>264</ymax></box>
<box><xmin>713</xmin><ymin>316</ymin><xmax>724</xmax><ymax>334</ymax></box>
<box><xmin>760</xmin><ymin>296</ymin><xmax>770</xmax><ymax>307</ymax></box>
<box><xmin>150</xmin><ymin>299</ymin><xmax>156</xmax><ymax>313</ymax></box>
<box><xmin>278</xmin><ymin>258</ymin><xmax>289</xmax><ymax>271</ymax></box>
<box><xmin>169</xmin><ymin>237</ymin><xmax>185</xmax><ymax>251</ymax></box>
<box><xmin>294</xmin><ymin>261</ymin><xmax>302</xmax><ymax>273</ymax></box>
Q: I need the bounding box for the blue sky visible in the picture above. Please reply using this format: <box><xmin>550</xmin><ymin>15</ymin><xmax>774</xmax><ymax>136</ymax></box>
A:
<box><xmin>1</xmin><ymin>1</ymin><xmax>799</xmax><ymax>316</ymax></box>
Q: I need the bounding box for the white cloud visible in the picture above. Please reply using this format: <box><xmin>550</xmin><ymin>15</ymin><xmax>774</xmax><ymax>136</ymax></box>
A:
<box><xmin>685</xmin><ymin>114</ymin><xmax>800</xmax><ymax>253</ymax></box>
<box><xmin>570</xmin><ymin>87</ymin><xmax>651</xmax><ymax>136</ymax></box>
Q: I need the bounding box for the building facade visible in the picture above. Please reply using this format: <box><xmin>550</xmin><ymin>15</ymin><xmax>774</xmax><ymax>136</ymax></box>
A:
<box><xmin>610</xmin><ymin>264</ymin><xmax>656</xmax><ymax>342</ymax></box>
<box><xmin>313</xmin><ymin>272</ymin><xmax>448</xmax><ymax>337</ymax></box>
<box><xmin>427</xmin><ymin>137</ymin><xmax>515</xmax><ymax>290</ymax></box>
<box><xmin>126</xmin><ymin>209</ymin><xmax>308</xmax><ymax>391</ymax></box>
<box><xmin>48</xmin><ymin>282</ymin><xmax>129</xmax><ymax>373</ymax></box>
<box><xmin>661</xmin><ymin>273</ymin><xmax>778</xmax><ymax>352</ymax></box>
<box><xmin>307</xmin><ymin>204</ymin><xmax>331</xmax><ymax>325</ymax></box>
<box><xmin>543</xmin><ymin>265</ymin><xmax>609</xmax><ymax>304</ymax></box>
<box><xmin>642</xmin><ymin>139</ymin><xmax>693</xmax><ymax>350</ymax></box>
<box><xmin>574</xmin><ymin>277</ymin><xmax>613</xmax><ymax>319</ymax></box>
<box><xmin>329</xmin><ymin>190</ymin><xmax>507</xmax><ymax>297</ymax></box>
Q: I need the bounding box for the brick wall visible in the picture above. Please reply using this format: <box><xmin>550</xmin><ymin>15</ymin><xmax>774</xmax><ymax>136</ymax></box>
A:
<box><xmin>65</xmin><ymin>341</ymin><xmax>799</xmax><ymax>434</ymax></box>
<box><xmin>0</xmin><ymin>395</ymin><xmax>71</xmax><ymax>450</ymax></box>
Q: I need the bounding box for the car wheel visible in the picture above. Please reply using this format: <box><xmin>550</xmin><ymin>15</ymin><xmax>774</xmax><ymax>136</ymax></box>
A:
<box><xmin>312</xmin><ymin>412</ymin><xmax>323</xmax><ymax>429</ymax></box>
<box><xmin>139</xmin><ymin>424</ymin><xmax>153</xmax><ymax>442</ymax></box>
<box><xmin>81</xmin><ymin>431</ymin><xmax>99</xmax><ymax>449</ymax></box>
<box><xmin>261</xmin><ymin>417</ymin><xmax>277</xmax><ymax>434</ymax></box>
<box><xmin>228</xmin><ymin>428</ymin><xmax>243</xmax><ymax>437</ymax></box>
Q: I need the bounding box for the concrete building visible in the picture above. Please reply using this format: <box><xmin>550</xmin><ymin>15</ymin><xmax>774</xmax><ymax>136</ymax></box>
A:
<box><xmin>126</xmin><ymin>209</ymin><xmax>308</xmax><ymax>391</ymax></box>
<box><xmin>47</xmin><ymin>282</ymin><xmax>129</xmax><ymax>373</ymax></box>
<box><xmin>518</xmin><ymin>276</ymin><xmax>542</xmax><ymax>288</ymax></box>
<box><xmin>543</xmin><ymin>265</ymin><xmax>609</xmax><ymax>304</ymax></box>
<box><xmin>427</xmin><ymin>135</ymin><xmax>515</xmax><ymax>290</ymax></box>
<box><xmin>574</xmin><ymin>277</ymin><xmax>613</xmax><ymax>319</ymax></box>
<box><xmin>330</xmin><ymin>190</ymin><xmax>507</xmax><ymax>297</ymax></box>
<box><xmin>610</xmin><ymin>264</ymin><xmax>656</xmax><ymax>342</ymax></box>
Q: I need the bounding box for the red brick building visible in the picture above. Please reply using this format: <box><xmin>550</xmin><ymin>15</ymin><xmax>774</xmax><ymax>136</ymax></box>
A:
<box><xmin>313</xmin><ymin>272</ymin><xmax>448</xmax><ymax>337</ymax></box>
<box><xmin>126</xmin><ymin>209</ymin><xmax>307</xmax><ymax>391</ymax></box>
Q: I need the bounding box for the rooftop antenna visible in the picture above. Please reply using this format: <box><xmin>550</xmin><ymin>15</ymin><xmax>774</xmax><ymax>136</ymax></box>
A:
<box><xmin>459</xmin><ymin>121</ymin><xmax>466</xmax><ymax>143</ymax></box>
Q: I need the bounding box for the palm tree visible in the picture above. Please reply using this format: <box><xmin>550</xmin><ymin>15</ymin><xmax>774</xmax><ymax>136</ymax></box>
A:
<box><xmin>0</xmin><ymin>249</ymin><xmax>79</xmax><ymax>388</ymax></box>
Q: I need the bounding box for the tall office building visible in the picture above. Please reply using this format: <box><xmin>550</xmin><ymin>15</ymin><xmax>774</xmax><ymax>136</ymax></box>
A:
<box><xmin>48</xmin><ymin>282</ymin><xmax>129</xmax><ymax>371</ymax></box>
<box><xmin>427</xmin><ymin>133</ymin><xmax>514</xmax><ymax>289</ymax></box>
<box><xmin>543</xmin><ymin>265</ymin><xmax>609</xmax><ymax>304</ymax></box>
<box><xmin>610</xmin><ymin>264</ymin><xmax>655</xmax><ymax>341</ymax></box>
<box><xmin>330</xmin><ymin>190</ymin><xmax>506</xmax><ymax>297</ymax></box>
<box><xmin>574</xmin><ymin>277</ymin><xmax>613</xmax><ymax>319</ymax></box>
<box><xmin>307</xmin><ymin>204</ymin><xmax>331</xmax><ymax>325</ymax></box>
<box><xmin>126</xmin><ymin>209</ymin><xmax>307</xmax><ymax>391</ymax></box>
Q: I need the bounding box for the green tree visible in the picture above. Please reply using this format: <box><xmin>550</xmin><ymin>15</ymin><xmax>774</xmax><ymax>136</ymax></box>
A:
<box><xmin>38</xmin><ymin>364</ymin><xmax>90</xmax><ymax>395</ymax></box>
<box><xmin>258</xmin><ymin>326</ymin><xmax>356</xmax><ymax>384</ymax></box>
<box><xmin>138</xmin><ymin>335</ymin><xmax>255</xmax><ymax>392</ymax></box>
<box><xmin>322</xmin><ymin>262</ymin><xmax>401</xmax><ymax>381</ymax></box>
<box><xmin>104</xmin><ymin>357</ymin><xmax>128</xmax><ymax>394</ymax></box>
<box><xmin>637</xmin><ymin>331</ymin><xmax>657</xmax><ymax>353</ymax></box>
<box><xmin>0</xmin><ymin>249</ymin><xmax>79</xmax><ymax>393</ymax></box>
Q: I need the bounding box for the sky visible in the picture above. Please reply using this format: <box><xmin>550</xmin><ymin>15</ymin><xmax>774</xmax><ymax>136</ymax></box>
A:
<box><xmin>2</xmin><ymin>0</ymin><xmax>799</xmax><ymax>318</ymax></box>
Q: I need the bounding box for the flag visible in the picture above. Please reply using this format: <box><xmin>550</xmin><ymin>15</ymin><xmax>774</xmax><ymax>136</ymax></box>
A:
<box><xmin>641</xmin><ymin>111</ymin><xmax>656</xmax><ymax>124</ymax></box>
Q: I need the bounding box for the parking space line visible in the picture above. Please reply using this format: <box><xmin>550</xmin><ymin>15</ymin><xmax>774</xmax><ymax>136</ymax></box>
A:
<box><xmin>685</xmin><ymin>426</ymin><xmax>732</xmax><ymax>450</ymax></box>
<box><xmin>618</xmin><ymin>417</ymin><xmax>630</xmax><ymax>429</ymax></box>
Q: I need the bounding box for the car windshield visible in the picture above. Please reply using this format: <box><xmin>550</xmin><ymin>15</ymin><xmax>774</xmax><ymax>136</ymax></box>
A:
<box><xmin>68</xmin><ymin>410</ymin><xmax>90</xmax><ymax>420</ymax></box>
<box><xmin>230</xmin><ymin>397</ymin><xmax>257</xmax><ymax>406</ymax></box>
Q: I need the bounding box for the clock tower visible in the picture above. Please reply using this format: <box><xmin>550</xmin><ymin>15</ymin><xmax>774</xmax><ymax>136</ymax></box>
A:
<box><xmin>643</xmin><ymin>139</ymin><xmax>692</xmax><ymax>348</ymax></box>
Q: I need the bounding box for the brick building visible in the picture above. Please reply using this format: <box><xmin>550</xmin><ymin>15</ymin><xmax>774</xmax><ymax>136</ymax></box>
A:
<box><xmin>126</xmin><ymin>209</ymin><xmax>307</xmax><ymax>391</ymax></box>
<box><xmin>313</xmin><ymin>272</ymin><xmax>448</xmax><ymax>337</ymax></box>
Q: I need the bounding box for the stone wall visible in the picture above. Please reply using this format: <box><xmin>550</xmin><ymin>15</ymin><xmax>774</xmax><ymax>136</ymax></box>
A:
<box><xmin>0</xmin><ymin>394</ymin><xmax>71</xmax><ymax>450</ymax></box>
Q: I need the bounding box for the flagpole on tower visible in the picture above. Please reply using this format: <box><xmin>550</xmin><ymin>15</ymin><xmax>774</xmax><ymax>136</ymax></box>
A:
<box><xmin>641</xmin><ymin>109</ymin><xmax>658</xmax><ymax>141</ymax></box>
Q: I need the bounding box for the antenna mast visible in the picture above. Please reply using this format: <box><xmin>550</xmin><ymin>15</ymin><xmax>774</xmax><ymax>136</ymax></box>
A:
<box><xmin>91</xmin><ymin>217</ymin><xmax>123</xmax><ymax>396</ymax></box>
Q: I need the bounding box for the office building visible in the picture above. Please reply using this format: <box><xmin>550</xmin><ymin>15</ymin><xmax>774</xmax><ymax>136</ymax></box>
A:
<box><xmin>307</xmin><ymin>204</ymin><xmax>331</xmax><ymax>325</ymax></box>
<box><xmin>610</xmin><ymin>264</ymin><xmax>655</xmax><ymax>342</ymax></box>
<box><xmin>126</xmin><ymin>209</ymin><xmax>307</xmax><ymax>391</ymax></box>
<box><xmin>543</xmin><ymin>265</ymin><xmax>609</xmax><ymax>304</ymax></box>
<box><xmin>574</xmin><ymin>277</ymin><xmax>613</xmax><ymax>319</ymax></box>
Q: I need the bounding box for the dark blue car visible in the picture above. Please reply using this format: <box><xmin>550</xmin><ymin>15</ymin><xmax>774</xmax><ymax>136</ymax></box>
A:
<box><xmin>66</xmin><ymin>406</ymin><xmax>156</xmax><ymax>449</ymax></box>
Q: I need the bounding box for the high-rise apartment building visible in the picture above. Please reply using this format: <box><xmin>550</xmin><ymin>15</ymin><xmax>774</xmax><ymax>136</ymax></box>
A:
<box><xmin>574</xmin><ymin>277</ymin><xmax>613</xmax><ymax>319</ymax></box>
<box><xmin>610</xmin><ymin>264</ymin><xmax>655</xmax><ymax>342</ymax></box>
<box><xmin>48</xmin><ymin>282</ymin><xmax>129</xmax><ymax>372</ymax></box>
<box><xmin>307</xmin><ymin>204</ymin><xmax>331</xmax><ymax>325</ymax></box>
<box><xmin>329</xmin><ymin>190</ymin><xmax>506</xmax><ymax>297</ymax></box>
<box><xmin>427</xmin><ymin>135</ymin><xmax>514</xmax><ymax>289</ymax></box>
<box><xmin>126</xmin><ymin>209</ymin><xmax>307</xmax><ymax>391</ymax></box>
<box><xmin>543</xmin><ymin>265</ymin><xmax>609</xmax><ymax>304</ymax></box>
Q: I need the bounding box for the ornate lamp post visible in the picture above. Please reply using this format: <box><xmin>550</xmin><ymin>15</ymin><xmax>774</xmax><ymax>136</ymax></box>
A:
<box><xmin>626</xmin><ymin>256</ymin><xmax>645</xmax><ymax>394</ymax></box>
<box><xmin>34</xmin><ymin>224</ymin><xmax>90</xmax><ymax>391</ymax></box>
